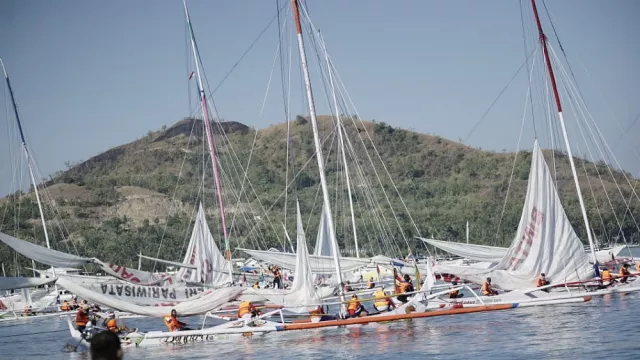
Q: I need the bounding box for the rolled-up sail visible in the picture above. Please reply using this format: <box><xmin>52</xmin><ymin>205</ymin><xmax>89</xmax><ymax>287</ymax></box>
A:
<box><xmin>56</xmin><ymin>277</ymin><xmax>242</xmax><ymax>317</ymax></box>
<box><xmin>418</xmin><ymin>238</ymin><xmax>507</xmax><ymax>263</ymax></box>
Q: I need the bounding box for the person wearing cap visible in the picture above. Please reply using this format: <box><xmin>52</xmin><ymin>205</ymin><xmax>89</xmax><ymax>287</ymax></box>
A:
<box><xmin>75</xmin><ymin>304</ymin><xmax>90</xmax><ymax>332</ymax></box>
<box><xmin>449</xmin><ymin>281</ymin><xmax>464</xmax><ymax>299</ymax></box>
<box><xmin>618</xmin><ymin>264</ymin><xmax>631</xmax><ymax>284</ymax></box>
<box><xmin>481</xmin><ymin>277</ymin><xmax>498</xmax><ymax>296</ymax></box>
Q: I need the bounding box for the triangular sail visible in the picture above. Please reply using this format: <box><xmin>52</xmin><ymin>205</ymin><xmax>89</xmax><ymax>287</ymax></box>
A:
<box><xmin>177</xmin><ymin>203</ymin><xmax>231</xmax><ymax>286</ymax></box>
<box><xmin>313</xmin><ymin>204</ymin><xmax>333</xmax><ymax>257</ymax></box>
<box><xmin>437</xmin><ymin>141</ymin><xmax>593</xmax><ymax>290</ymax></box>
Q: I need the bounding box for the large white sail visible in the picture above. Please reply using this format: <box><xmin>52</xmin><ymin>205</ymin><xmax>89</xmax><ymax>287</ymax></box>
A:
<box><xmin>176</xmin><ymin>203</ymin><xmax>232</xmax><ymax>286</ymax></box>
<box><xmin>418</xmin><ymin>238</ymin><xmax>507</xmax><ymax>263</ymax></box>
<box><xmin>437</xmin><ymin>140</ymin><xmax>593</xmax><ymax>290</ymax></box>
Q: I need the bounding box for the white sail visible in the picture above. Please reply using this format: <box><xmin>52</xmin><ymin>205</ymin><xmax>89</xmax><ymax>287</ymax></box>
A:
<box><xmin>0</xmin><ymin>231</ymin><xmax>92</xmax><ymax>268</ymax></box>
<box><xmin>313</xmin><ymin>204</ymin><xmax>333</xmax><ymax>257</ymax></box>
<box><xmin>176</xmin><ymin>203</ymin><xmax>232</xmax><ymax>286</ymax></box>
<box><xmin>237</xmin><ymin>249</ymin><xmax>369</xmax><ymax>274</ymax></box>
<box><xmin>57</xmin><ymin>277</ymin><xmax>242</xmax><ymax>317</ymax></box>
<box><xmin>0</xmin><ymin>276</ymin><xmax>56</xmax><ymax>291</ymax></box>
<box><xmin>419</xmin><ymin>238</ymin><xmax>507</xmax><ymax>263</ymax></box>
<box><xmin>437</xmin><ymin>141</ymin><xmax>593</xmax><ymax>290</ymax></box>
<box><xmin>137</xmin><ymin>254</ymin><xmax>198</xmax><ymax>269</ymax></box>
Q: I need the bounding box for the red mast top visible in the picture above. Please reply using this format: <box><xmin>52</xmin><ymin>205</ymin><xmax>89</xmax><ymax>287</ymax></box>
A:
<box><xmin>530</xmin><ymin>0</ymin><xmax>562</xmax><ymax>113</ymax></box>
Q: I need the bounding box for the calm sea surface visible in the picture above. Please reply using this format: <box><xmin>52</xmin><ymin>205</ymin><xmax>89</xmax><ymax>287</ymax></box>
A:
<box><xmin>2</xmin><ymin>293</ymin><xmax>639</xmax><ymax>360</ymax></box>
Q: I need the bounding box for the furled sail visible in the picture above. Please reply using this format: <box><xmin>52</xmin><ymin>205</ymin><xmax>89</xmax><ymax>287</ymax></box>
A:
<box><xmin>0</xmin><ymin>276</ymin><xmax>57</xmax><ymax>291</ymax></box>
<box><xmin>437</xmin><ymin>141</ymin><xmax>593</xmax><ymax>290</ymax></box>
<box><xmin>418</xmin><ymin>238</ymin><xmax>507</xmax><ymax>263</ymax></box>
<box><xmin>56</xmin><ymin>277</ymin><xmax>242</xmax><ymax>317</ymax></box>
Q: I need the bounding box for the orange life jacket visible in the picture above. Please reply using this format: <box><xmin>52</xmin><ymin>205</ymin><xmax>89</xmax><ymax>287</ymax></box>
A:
<box><xmin>374</xmin><ymin>290</ymin><xmax>391</xmax><ymax>308</ymax></box>
<box><xmin>481</xmin><ymin>281</ymin><xmax>493</xmax><ymax>295</ymax></box>
<box><xmin>273</xmin><ymin>269</ymin><xmax>281</xmax><ymax>279</ymax></box>
<box><xmin>164</xmin><ymin>315</ymin><xmax>183</xmax><ymax>331</ymax></box>
<box><xmin>105</xmin><ymin>318</ymin><xmax>118</xmax><ymax>332</ymax></box>
<box><xmin>449</xmin><ymin>289</ymin><xmax>459</xmax><ymax>297</ymax></box>
<box><xmin>536</xmin><ymin>276</ymin><xmax>546</xmax><ymax>287</ymax></box>
<box><xmin>601</xmin><ymin>269</ymin><xmax>612</xmax><ymax>281</ymax></box>
<box><xmin>60</xmin><ymin>301</ymin><xmax>70</xmax><ymax>311</ymax></box>
<box><xmin>238</xmin><ymin>301</ymin><xmax>255</xmax><ymax>318</ymax></box>
<box><xmin>347</xmin><ymin>298</ymin><xmax>360</xmax><ymax>312</ymax></box>
<box><xmin>75</xmin><ymin>310</ymin><xmax>89</xmax><ymax>327</ymax></box>
<box><xmin>399</xmin><ymin>281</ymin><xmax>413</xmax><ymax>294</ymax></box>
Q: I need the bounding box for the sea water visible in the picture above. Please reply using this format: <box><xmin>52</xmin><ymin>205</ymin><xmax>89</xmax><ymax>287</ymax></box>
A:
<box><xmin>2</xmin><ymin>294</ymin><xmax>639</xmax><ymax>360</ymax></box>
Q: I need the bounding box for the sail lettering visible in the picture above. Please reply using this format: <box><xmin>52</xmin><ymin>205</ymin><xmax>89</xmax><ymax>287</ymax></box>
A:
<box><xmin>508</xmin><ymin>206</ymin><xmax>545</xmax><ymax>270</ymax></box>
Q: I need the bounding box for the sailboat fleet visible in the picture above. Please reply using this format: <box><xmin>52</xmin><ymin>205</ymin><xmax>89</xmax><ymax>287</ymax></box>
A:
<box><xmin>0</xmin><ymin>0</ymin><xmax>638</xmax><ymax>352</ymax></box>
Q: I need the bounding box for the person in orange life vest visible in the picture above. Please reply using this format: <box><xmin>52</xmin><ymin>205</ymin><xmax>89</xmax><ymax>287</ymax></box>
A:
<box><xmin>618</xmin><ymin>264</ymin><xmax>631</xmax><ymax>284</ymax></box>
<box><xmin>373</xmin><ymin>288</ymin><xmax>396</xmax><ymax>312</ymax></box>
<box><xmin>481</xmin><ymin>277</ymin><xmax>498</xmax><ymax>296</ymax></box>
<box><xmin>448</xmin><ymin>281</ymin><xmax>464</xmax><ymax>299</ymax></box>
<box><xmin>164</xmin><ymin>309</ymin><xmax>189</xmax><ymax>332</ymax></box>
<box><xmin>237</xmin><ymin>301</ymin><xmax>260</xmax><ymax>323</ymax></box>
<box><xmin>347</xmin><ymin>294</ymin><xmax>368</xmax><ymax>318</ymax></box>
<box><xmin>75</xmin><ymin>304</ymin><xmax>91</xmax><ymax>332</ymax></box>
<box><xmin>394</xmin><ymin>273</ymin><xmax>414</xmax><ymax>304</ymax></box>
<box><xmin>60</xmin><ymin>300</ymin><xmax>70</xmax><ymax>311</ymax></box>
<box><xmin>536</xmin><ymin>273</ymin><xmax>551</xmax><ymax>292</ymax></box>
<box><xmin>367</xmin><ymin>277</ymin><xmax>375</xmax><ymax>289</ymax></box>
<box><xmin>103</xmin><ymin>311</ymin><xmax>120</xmax><ymax>333</ymax></box>
<box><xmin>600</xmin><ymin>268</ymin><xmax>613</xmax><ymax>286</ymax></box>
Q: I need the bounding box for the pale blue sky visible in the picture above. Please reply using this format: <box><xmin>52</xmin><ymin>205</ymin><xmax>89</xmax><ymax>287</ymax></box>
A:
<box><xmin>1</xmin><ymin>0</ymin><xmax>638</xmax><ymax>197</ymax></box>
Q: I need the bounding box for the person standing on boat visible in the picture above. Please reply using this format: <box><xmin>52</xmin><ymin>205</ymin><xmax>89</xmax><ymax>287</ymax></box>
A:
<box><xmin>481</xmin><ymin>278</ymin><xmax>498</xmax><ymax>296</ymax></box>
<box><xmin>618</xmin><ymin>264</ymin><xmax>631</xmax><ymax>284</ymax></box>
<box><xmin>164</xmin><ymin>309</ymin><xmax>189</xmax><ymax>332</ymax></box>
<box><xmin>272</xmin><ymin>266</ymin><xmax>282</xmax><ymax>289</ymax></box>
<box><xmin>367</xmin><ymin>277</ymin><xmax>375</xmax><ymax>289</ymax></box>
<box><xmin>394</xmin><ymin>273</ymin><xmax>414</xmax><ymax>304</ymax></box>
<box><xmin>373</xmin><ymin>288</ymin><xmax>396</xmax><ymax>312</ymax></box>
<box><xmin>76</xmin><ymin>304</ymin><xmax>90</xmax><ymax>333</ymax></box>
<box><xmin>448</xmin><ymin>281</ymin><xmax>464</xmax><ymax>299</ymax></box>
<box><xmin>600</xmin><ymin>268</ymin><xmax>613</xmax><ymax>286</ymax></box>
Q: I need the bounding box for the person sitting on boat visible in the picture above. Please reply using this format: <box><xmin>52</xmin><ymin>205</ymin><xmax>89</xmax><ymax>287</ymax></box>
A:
<box><xmin>309</xmin><ymin>305</ymin><xmax>336</xmax><ymax>322</ymax></box>
<box><xmin>347</xmin><ymin>294</ymin><xmax>368</xmax><ymax>318</ymax></box>
<box><xmin>23</xmin><ymin>305</ymin><xmax>33</xmax><ymax>316</ymax></box>
<box><xmin>618</xmin><ymin>264</ymin><xmax>631</xmax><ymax>284</ymax></box>
<box><xmin>449</xmin><ymin>281</ymin><xmax>464</xmax><ymax>299</ymax></box>
<box><xmin>343</xmin><ymin>281</ymin><xmax>354</xmax><ymax>293</ymax></box>
<box><xmin>60</xmin><ymin>300</ymin><xmax>71</xmax><ymax>311</ymax></box>
<box><xmin>164</xmin><ymin>309</ymin><xmax>189</xmax><ymax>332</ymax></box>
<box><xmin>601</xmin><ymin>268</ymin><xmax>613</xmax><ymax>286</ymax></box>
<box><xmin>373</xmin><ymin>288</ymin><xmax>395</xmax><ymax>312</ymax></box>
<box><xmin>253</xmin><ymin>281</ymin><xmax>260</xmax><ymax>289</ymax></box>
<box><xmin>71</xmin><ymin>297</ymin><xmax>79</xmax><ymax>310</ymax></box>
<box><xmin>536</xmin><ymin>273</ymin><xmax>550</xmax><ymax>292</ymax></box>
<box><xmin>395</xmin><ymin>274</ymin><xmax>415</xmax><ymax>304</ymax></box>
<box><xmin>238</xmin><ymin>301</ymin><xmax>260</xmax><ymax>324</ymax></box>
<box><xmin>76</xmin><ymin>304</ymin><xmax>90</xmax><ymax>333</ymax></box>
<box><xmin>102</xmin><ymin>311</ymin><xmax>129</xmax><ymax>334</ymax></box>
<box><xmin>481</xmin><ymin>278</ymin><xmax>498</xmax><ymax>296</ymax></box>
<box><xmin>367</xmin><ymin>277</ymin><xmax>375</xmax><ymax>289</ymax></box>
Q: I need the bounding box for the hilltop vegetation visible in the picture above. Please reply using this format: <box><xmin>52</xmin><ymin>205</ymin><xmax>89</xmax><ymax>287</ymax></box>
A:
<box><xmin>0</xmin><ymin>117</ymin><xmax>638</xmax><ymax>274</ymax></box>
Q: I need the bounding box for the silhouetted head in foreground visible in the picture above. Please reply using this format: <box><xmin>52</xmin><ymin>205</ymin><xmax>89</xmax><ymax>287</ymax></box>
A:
<box><xmin>90</xmin><ymin>331</ymin><xmax>123</xmax><ymax>360</ymax></box>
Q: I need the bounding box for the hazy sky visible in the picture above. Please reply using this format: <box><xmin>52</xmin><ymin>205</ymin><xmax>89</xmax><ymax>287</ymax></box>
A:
<box><xmin>1</xmin><ymin>0</ymin><xmax>638</xmax><ymax>197</ymax></box>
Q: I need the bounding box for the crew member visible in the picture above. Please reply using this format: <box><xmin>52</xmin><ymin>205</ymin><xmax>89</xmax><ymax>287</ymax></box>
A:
<box><xmin>23</xmin><ymin>305</ymin><xmax>33</xmax><ymax>316</ymax></box>
<box><xmin>103</xmin><ymin>311</ymin><xmax>120</xmax><ymax>333</ymax></box>
<box><xmin>164</xmin><ymin>309</ymin><xmax>188</xmax><ymax>332</ymax></box>
<box><xmin>367</xmin><ymin>277</ymin><xmax>375</xmax><ymax>289</ymax></box>
<box><xmin>536</xmin><ymin>273</ymin><xmax>550</xmax><ymax>292</ymax></box>
<box><xmin>60</xmin><ymin>300</ymin><xmax>70</xmax><ymax>311</ymax></box>
<box><xmin>347</xmin><ymin>294</ymin><xmax>368</xmax><ymax>318</ymax></box>
<box><xmin>272</xmin><ymin>266</ymin><xmax>282</xmax><ymax>289</ymax></box>
<box><xmin>394</xmin><ymin>273</ymin><xmax>414</xmax><ymax>304</ymax></box>
<box><xmin>343</xmin><ymin>281</ymin><xmax>354</xmax><ymax>292</ymax></box>
<box><xmin>71</xmin><ymin>297</ymin><xmax>79</xmax><ymax>310</ymax></box>
<box><xmin>75</xmin><ymin>304</ymin><xmax>90</xmax><ymax>332</ymax></box>
<box><xmin>373</xmin><ymin>288</ymin><xmax>395</xmax><ymax>312</ymax></box>
<box><xmin>253</xmin><ymin>281</ymin><xmax>260</xmax><ymax>289</ymax></box>
<box><xmin>449</xmin><ymin>281</ymin><xmax>464</xmax><ymax>299</ymax></box>
<box><xmin>618</xmin><ymin>264</ymin><xmax>631</xmax><ymax>284</ymax></box>
<box><xmin>237</xmin><ymin>301</ymin><xmax>260</xmax><ymax>322</ymax></box>
<box><xmin>601</xmin><ymin>268</ymin><xmax>613</xmax><ymax>286</ymax></box>
<box><xmin>636</xmin><ymin>262</ymin><xmax>640</xmax><ymax>272</ymax></box>
<box><xmin>481</xmin><ymin>277</ymin><xmax>498</xmax><ymax>296</ymax></box>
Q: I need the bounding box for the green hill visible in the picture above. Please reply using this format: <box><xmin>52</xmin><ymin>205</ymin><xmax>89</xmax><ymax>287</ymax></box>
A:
<box><xmin>0</xmin><ymin>116</ymin><xmax>637</xmax><ymax>274</ymax></box>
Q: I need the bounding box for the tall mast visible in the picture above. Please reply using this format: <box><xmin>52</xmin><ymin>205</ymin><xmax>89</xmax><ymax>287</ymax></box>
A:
<box><xmin>530</xmin><ymin>0</ymin><xmax>597</xmax><ymax>264</ymax></box>
<box><xmin>318</xmin><ymin>30</ymin><xmax>360</xmax><ymax>258</ymax></box>
<box><xmin>1</xmin><ymin>59</ymin><xmax>52</xmax><ymax>252</ymax></box>
<box><xmin>466</xmin><ymin>221</ymin><xmax>469</xmax><ymax>245</ymax></box>
<box><xmin>183</xmin><ymin>1</ymin><xmax>234</xmax><ymax>283</ymax></box>
<box><xmin>290</xmin><ymin>0</ymin><xmax>346</xmax><ymax>310</ymax></box>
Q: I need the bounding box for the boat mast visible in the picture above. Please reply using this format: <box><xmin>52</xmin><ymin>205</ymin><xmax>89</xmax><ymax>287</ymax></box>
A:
<box><xmin>290</xmin><ymin>0</ymin><xmax>346</xmax><ymax>310</ymax></box>
<box><xmin>466</xmin><ymin>221</ymin><xmax>469</xmax><ymax>245</ymax></box>
<box><xmin>182</xmin><ymin>1</ymin><xmax>234</xmax><ymax>283</ymax></box>
<box><xmin>530</xmin><ymin>0</ymin><xmax>597</xmax><ymax>263</ymax></box>
<box><xmin>1</xmin><ymin>59</ymin><xmax>52</xmax><ymax>252</ymax></box>
<box><xmin>317</xmin><ymin>30</ymin><xmax>360</xmax><ymax>258</ymax></box>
